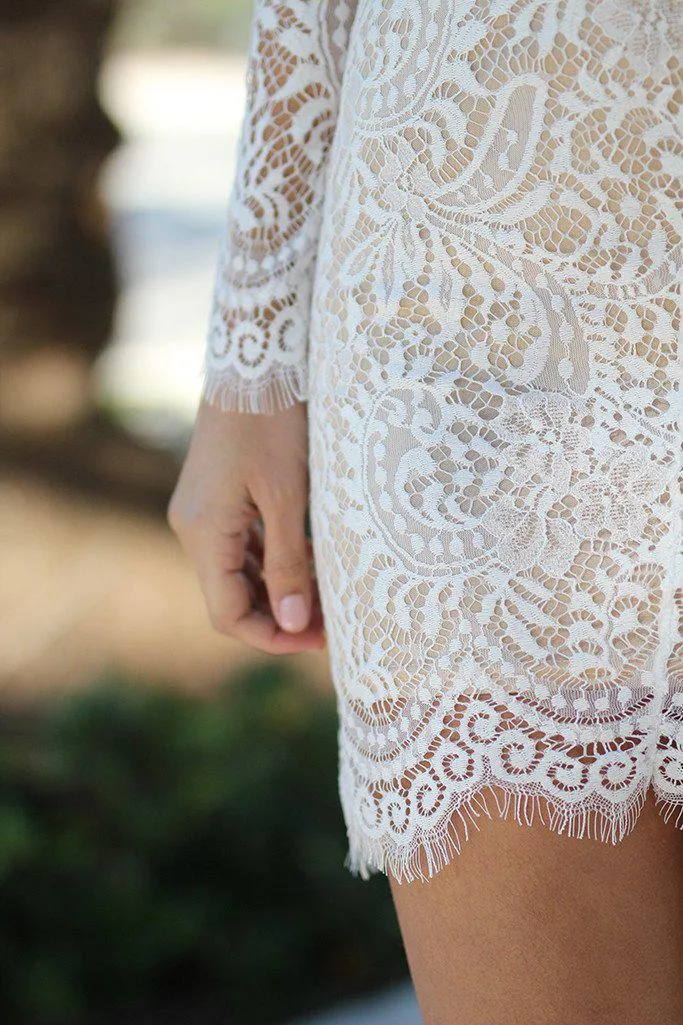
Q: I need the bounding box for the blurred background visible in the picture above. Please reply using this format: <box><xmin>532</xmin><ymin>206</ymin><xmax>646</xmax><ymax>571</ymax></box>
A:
<box><xmin>0</xmin><ymin>1</ymin><xmax>419</xmax><ymax>1021</ymax></box>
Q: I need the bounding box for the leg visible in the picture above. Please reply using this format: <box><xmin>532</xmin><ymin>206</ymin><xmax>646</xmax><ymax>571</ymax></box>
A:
<box><xmin>388</xmin><ymin>790</ymin><xmax>683</xmax><ymax>1025</ymax></box>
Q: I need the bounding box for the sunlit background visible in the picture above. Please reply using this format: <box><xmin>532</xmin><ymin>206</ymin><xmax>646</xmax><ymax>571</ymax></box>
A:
<box><xmin>0</xmin><ymin>1</ymin><xmax>420</xmax><ymax>1021</ymax></box>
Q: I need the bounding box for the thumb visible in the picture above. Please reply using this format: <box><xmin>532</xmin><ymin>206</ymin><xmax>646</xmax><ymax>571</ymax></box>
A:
<box><xmin>260</xmin><ymin>498</ymin><xmax>313</xmax><ymax>634</ymax></box>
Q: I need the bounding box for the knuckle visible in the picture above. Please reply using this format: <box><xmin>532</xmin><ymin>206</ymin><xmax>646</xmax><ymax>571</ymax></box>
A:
<box><xmin>167</xmin><ymin>490</ymin><xmax>205</xmax><ymax>536</ymax></box>
<box><xmin>263</xmin><ymin>548</ymin><xmax>308</xmax><ymax>578</ymax></box>
<box><xmin>256</xmin><ymin>470</ymin><xmax>308</xmax><ymax>510</ymax></box>
<box><xmin>207</xmin><ymin>605</ymin><xmax>235</xmax><ymax>637</ymax></box>
<box><xmin>168</xmin><ymin>490</ymin><xmax>240</xmax><ymax>540</ymax></box>
<box><xmin>166</xmin><ymin>492</ymin><xmax>183</xmax><ymax>533</ymax></box>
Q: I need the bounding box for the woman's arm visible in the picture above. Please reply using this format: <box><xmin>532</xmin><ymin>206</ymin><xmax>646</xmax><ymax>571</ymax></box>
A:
<box><xmin>201</xmin><ymin>0</ymin><xmax>358</xmax><ymax>415</ymax></box>
<box><xmin>169</xmin><ymin>1</ymin><xmax>358</xmax><ymax>653</ymax></box>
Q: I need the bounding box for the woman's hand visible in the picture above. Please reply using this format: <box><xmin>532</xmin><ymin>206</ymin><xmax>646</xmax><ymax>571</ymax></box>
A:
<box><xmin>167</xmin><ymin>398</ymin><xmax>326</xmax><ymax>654</ymax></box>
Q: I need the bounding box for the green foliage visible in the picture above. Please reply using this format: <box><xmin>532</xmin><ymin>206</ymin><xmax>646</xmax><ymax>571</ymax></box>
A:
<box><xmin>0</xmin><ymin>665</ymin><xmax>407</xmax><ymax>1024</ymax></box>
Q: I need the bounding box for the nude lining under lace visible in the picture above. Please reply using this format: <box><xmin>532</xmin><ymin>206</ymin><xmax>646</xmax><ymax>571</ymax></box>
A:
<box><xmin>203</xmin><ymin>0</ymin><xmax>683</xmax><ymax>884</ymax></box>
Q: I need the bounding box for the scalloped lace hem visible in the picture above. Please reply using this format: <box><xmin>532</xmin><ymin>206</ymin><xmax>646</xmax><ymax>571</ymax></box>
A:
<box><xmin>343</xmin><ymin>782</ymin><xmax>683</xmax><ymax>886</ymax></box>
<box><xmin>199</xmin><ymin>361</ymin><xmax>308</xmax><ymax>416</ymax></box>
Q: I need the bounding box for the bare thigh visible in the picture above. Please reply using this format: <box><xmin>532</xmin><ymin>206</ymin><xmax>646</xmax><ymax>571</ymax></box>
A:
<box><xmin>388</xmin><ymin>790</ymin><xmax>683</xmax><ymax>1025</ymax></box>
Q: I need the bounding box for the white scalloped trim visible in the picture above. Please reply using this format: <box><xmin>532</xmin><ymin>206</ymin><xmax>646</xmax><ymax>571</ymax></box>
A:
<box><xmin>200</xmin><ymin>360</ymin><xmax>308</xmax><ymax>416</ymax></box>
<box><xmin>344</xmin><ymin>779</ymin><xmax>683</xmax><ymax>885</ymax></box>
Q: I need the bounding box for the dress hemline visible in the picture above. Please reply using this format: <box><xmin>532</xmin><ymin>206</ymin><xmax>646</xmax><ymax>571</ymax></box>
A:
<box><xmin>343</xmin><ymin>778</ymin><xmax>683</xmax><ymax>886</ymax></box>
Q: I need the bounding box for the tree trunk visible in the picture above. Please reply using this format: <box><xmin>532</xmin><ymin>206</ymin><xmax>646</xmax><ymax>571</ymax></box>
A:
<box><xmin>0</xmin><ymin>0</ymin><xmax>121</xmax><ymax>431</ymax></box>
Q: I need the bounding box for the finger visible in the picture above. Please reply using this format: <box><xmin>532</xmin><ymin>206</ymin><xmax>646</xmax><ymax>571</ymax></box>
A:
<box><xmin>247</xmin><ymin>517</ymin><xmax>317</xmax><ymax>569</ymax></box>
<box><xmin>246</xmin><ymin>530</ymin><xmax>325</xmax><ymax>641</ymax></box>
<box><xmin>259</xmin><ymin>490</ymin><xmax>313</xmax><ymax>634</ymax></box>
<box><xmin>197</xmin><ymin>528</ymin><xmax>325</xmax><ymax>653</ymax></box>
<box><xmin>194</xmin><ymin>522</ymin><xmax>252</xmax><ymax>627</ymax></box>
<box><xmin>203</xmin><ymin>567</ymin><xmax>326</xmax><ymax>653</ymax></box>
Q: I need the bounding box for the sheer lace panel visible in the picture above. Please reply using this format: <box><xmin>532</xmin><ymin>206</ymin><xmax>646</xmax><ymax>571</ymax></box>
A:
<box><xmin>202</xmin><ymin>0</ymin><xmax>359</xmax><ymax>414</ymax></box>
<box><xmin>302</xmin><ymin>0</ymin><xmax>683</xmax><ymax>882</ymax></box>
<box><xmin>202</xmin><ymin>0</ymin><xmax>682</xmax><ymax>882</ymax></box>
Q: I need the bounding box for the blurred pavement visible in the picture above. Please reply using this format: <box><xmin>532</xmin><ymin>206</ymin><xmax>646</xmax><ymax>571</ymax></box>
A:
<box><xmin>290</xmin><ymin>982</ymin><xmax>422</xmax><ymax>1025</ymax></box>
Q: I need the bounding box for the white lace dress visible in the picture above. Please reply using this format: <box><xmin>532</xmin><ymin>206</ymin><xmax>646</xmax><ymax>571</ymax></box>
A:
<box><xmin>202</xmin><ymin>0</ymin><xmax>682</xmax><ymax>883</ymax></box>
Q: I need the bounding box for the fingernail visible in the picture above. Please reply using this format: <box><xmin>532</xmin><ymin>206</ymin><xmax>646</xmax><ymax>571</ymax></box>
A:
<box><xmin>278</xmin><ymin>593</ymin><xmax>308</xmax><ymax>632</ymax></box>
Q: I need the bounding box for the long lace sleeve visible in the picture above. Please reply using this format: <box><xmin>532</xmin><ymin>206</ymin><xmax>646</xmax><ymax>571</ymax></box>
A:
<box><xmin>200</xmin><ymin>0</ymin><xmax>358</xmax><ymax>415</ymax></box>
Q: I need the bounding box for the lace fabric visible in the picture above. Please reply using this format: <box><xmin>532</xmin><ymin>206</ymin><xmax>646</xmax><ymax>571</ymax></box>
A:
<box><xmin>205</xmin><ymin>0</ymin><xmax>683</xmax><ymax>883</ymax></box>
<box><xmin>202</xmin><ymin>0</ymin><xmax>358</xmax><ymax>413</ymax></box>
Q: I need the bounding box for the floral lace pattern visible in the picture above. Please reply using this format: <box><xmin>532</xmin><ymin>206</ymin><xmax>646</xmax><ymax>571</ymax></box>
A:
<box><xmin>202</xmin><ymin>0</ymin><xmax>358</xmax><ymax>413</ymax></box>
<box><xmin>207</xmin><ymin>0</ymin><xmax>682</xmax><ymax>882</ymax></box>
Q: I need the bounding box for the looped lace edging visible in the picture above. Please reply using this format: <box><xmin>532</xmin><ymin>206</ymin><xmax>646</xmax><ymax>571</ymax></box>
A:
<box><xmin>199</xmin><ymin>361</ymin><xmax>308</xmax><ymax>416</ymax></box>
<box><xmin>344</xmin><ymin>781</ymin><xmax>683</xmax><ymax>885</ymax></box>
